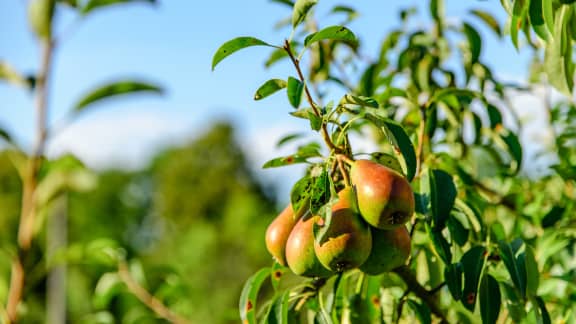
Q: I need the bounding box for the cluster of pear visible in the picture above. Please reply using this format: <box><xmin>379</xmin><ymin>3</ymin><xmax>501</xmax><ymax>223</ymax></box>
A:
<box><xmin>265</xmin><ymin>159</ymin><xmax>415</xmax><ymax>277</ymax></box>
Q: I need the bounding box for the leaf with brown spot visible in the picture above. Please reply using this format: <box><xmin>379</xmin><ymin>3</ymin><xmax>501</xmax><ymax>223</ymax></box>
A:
<box><xmin>239</xmin><ymin>267</ymin><xmax>270</xmax><ymax>323</ymax></box>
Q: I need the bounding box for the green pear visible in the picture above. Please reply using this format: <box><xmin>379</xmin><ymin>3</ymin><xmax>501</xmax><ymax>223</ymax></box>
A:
<box><xmin>350</xmin><ymin>159</ymin><xmax>414</xmax><ymax>229</ymax></box>
<box><xmin>265</xmin><ymin>204</ymin><xmax>298</xmax><ymax>266</ymax></box>
<box><xmin>285</xmin><ymin>213</ymin><xmax>333</xmax><ymax>278</ymax></box>
<box><xmin>359</xmin><ymin>225</ymin><xmax>411</xmax><ymax>275</ymax></box>
<box><xmin>314</xmin><ymin>187</ymin><xmax>372</xmax><ymax>272</ymax></box>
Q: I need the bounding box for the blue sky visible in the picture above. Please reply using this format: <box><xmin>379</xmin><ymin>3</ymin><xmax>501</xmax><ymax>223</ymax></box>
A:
<box><xmin>0</xmin><ymin>1</ymin><xmax>540</xmax><ymax>197</ymax></box>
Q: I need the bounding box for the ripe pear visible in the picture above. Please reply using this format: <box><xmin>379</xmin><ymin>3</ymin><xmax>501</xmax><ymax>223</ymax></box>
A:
<box><xmin>314</xmin><ymin>187</ymin><xmax>372</xmax><ymax>272</ymax></box>
<box><xmin>359</xmin><ymin>225</ymin><xmax>411</xmax><ymax>275</ymax></box>
<box><xmin>285</xmin><ymin>213</ymin><xmax>333</xmax><ymax>278</ymax></box>
<box><xmin>350</xmin><ymin>159</ymin><xmax>415</xmax><ymax>229</ymax></box>
<box><xmin>265</xmin><ymin>205</ymin><xmax>298</xmax><ymax>266</ymax></box>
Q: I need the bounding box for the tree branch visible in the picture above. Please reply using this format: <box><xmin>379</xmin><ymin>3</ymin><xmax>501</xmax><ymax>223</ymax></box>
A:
<box><xmin>6</xmin><ymin>38</ymin><xmax>54</xmax><ymax>324</ymax></box>
<box><xmin>118</xmin><ymin>261</ymin><xmax>192</xmax><ymax>324</ymax></box>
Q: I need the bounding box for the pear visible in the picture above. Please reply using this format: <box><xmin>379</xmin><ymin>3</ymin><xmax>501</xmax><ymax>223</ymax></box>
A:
<box><xmin>265</xmin><ymin>205</ymin><xmax>299</xmax><ymax>266</ymax></box>
<box><xmin>285</xmin><ymin>213</ymin><xmax>333</xmax><ymax>278</ymax></box>
<box><xmin>360</xmin><ymin>225</ymin><xmax>411</xmax><ymax>275</ymax></box>
<box><xmin>314</xmin><ymin>187</ymin><xmax>372</xmax><ymax>272</ymax></box>
<box><xmin>350</xmin><ymin>159</ymin><xmax>414</xmax><ymax>229</ymax></box>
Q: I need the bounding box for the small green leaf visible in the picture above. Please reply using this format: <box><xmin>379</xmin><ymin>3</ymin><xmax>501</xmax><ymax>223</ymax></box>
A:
<box><xmin>447</xmin><ymin>214</ymin><xmax>469</xmax><ymax>246</ymax></box>
<box><xmin>541</xmin><ymin>205</ymin><xmax>565</xmax><ymax>228</ymax></box>
<box><xmin>341</xmin><ymin>94</ymin><xmax>379</xmax><ymax>108</ymax></box>
<box><xmin>262</xmin><ymin>156</ymin><xmax>309</xmax><ymax>168</ymax></box>
<box><xmin>82</xmin><ymin>0</ymin><xmax>156</xmax><ymax>15</ymax></box>
<box><xmin>308</xmin><ymin>111</ymin><xmax>322</xmax><ymax>131</ymax></box>
<box><xmin>212</xmin><ymin>37</ymin><xmax>273</xmax><ymax>70</ymax></box>
<box><xmin>500</xmin><ymin>130</ymin><xmax>523</xmax><ymax>173</ymax></box>
<box><xmin>406</xmin><ymin>299</ymin><xmax>431</xmax><ymax>324</ymax></box>
<box><xmin>304</xmin><ymin>25</ymin><xmax>358</xmax><ymax>47</ymax></box>
<box><xmin>429</xmin><ymin>169</ymin><xmax>457</xmax><ymax>230</ymax></box>
<box><xmin>544</xmin><ymin>6</ymin><xmax>574</xmax><ymax>96</ymax></box>
<box><xmin>498</xmin><ymin>240</ymin><xmax>526</xmax><ymax>298</ymax></box>
<box><xmin>542</xmin><ymin>0</ymin><xmax>554</xmax><ymax>33</ymax></box>
<box><xmin>292</xmin><ymin>0</ymin><xmax>317</xmax><ymax>29</ymax></box>
<box><xmin>479</xmin><ymin>274</ymin><xmax>501</xmax><ymax>324</ymax></box>
<box><xmin>534</xmin><ymin>296</ymin><xmax>551</xmax><ymax>324</ymax></box>
<box><xmin>28</xmin><ymin>0</ymin><xmax>55</xmax><ymax>40</ymax></box>
<box><xmin>0</xmin><ymin>61</ymin><xmax>29</xmax><ymax>88</ymax></box>
<box><xmin>287</xmin><ymin>76</ymin><xmax>304</xmax><ymax>108</ymax></box>
<box><xmin>470</xmin><ymin>9</ymin><xmax>502</xmax><ymax>37</ymax></box>
<box><xmin>309</xmin><ymin>168</ymin><xmax>330</xmax><ymax>215</ymax></box>
<box><xmin>529</xmin><ymin>0</ymin><xmax>549</xmax><ymax>40</ymax></box>
<box><xmin>461</xmin><ymin>246</ymin><xmax>486</xmax><ymax>311</ymax></box>
<box><xmin>523</xmin><ymin>245</ymin><xmax>539</xmax><ymax>297</ymax></box>
<box><xmin>486</xmin><ymin>104</ymin><xmax>503</xmax><ymax>129</ymax></box>
<box><xmin>370</xmin><ymin>152</ymin><xmax>404</xmax><ymax>175</ymax></box>
<box><xmin>239</xmin><ymin>268</ymin><xmax>271</xmax><ymax>324</ymax></box>
<box><xmin>429</xmin><ymin>227</ymin><xmax>452</xmax><ymax>264</ymax></box>
<box><xmin>254</xmin><ymin>79</ymin><xmax>287</xmax><ymax>100</ymax></box>
<box><xmin>266</xmin><ymin>290</ymin><xmax>290</xmax><ymax>324</ymax></box>
<box><xmin>265</xmin><ymin>47</ymin><xmax>289</xmax><ymax>68</ymax></box>
<box><xmin>93</xmin><ymin>272</ymin><xmax>123</xmax><ymax>309</ymax></box>
<box><xmin>463</xmin><ymin>22</ymin><xmax>482</xmax><ymax>63</ymax></box>
<box><xmin>290</xmin><ymin>176</ymin><xmax>313</xmax><ymax>218</ymax></box>
<box><xmin>445</xmin><ymin>263</ymin><xmax>463</xmax><ymax>300</ymax></box>
<box><xmin>73</xmin><ymin>80</ymin><xmax>163</xmax><ymax>112</ymax></box>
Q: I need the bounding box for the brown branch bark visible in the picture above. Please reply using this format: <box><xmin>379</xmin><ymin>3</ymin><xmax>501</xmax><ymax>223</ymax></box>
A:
<box><xmin>393</xmin><ymin>265</ymin><xmax>448</xmax><ymax>323</ymax></box>
<box><xmin>6</xmin><ymin>38</ymin><xmax>54</xmax><ymax>324</ymax></box>
<box><xmin>118</xmin><ymin>262</ymin><xmax>192</xmax><ymax>324</ymax></box>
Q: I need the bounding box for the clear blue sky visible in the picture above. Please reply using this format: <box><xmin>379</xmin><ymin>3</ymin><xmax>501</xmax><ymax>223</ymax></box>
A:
<box><xmin>0</xmin><ymin>0</ymin><xmax>534</xmax><ymax>192</ymax></box>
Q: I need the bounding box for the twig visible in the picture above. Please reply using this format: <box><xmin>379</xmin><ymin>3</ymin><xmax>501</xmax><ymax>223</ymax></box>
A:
<box><xmin>337</xmin><ymin>158</ymin><xmax>350</xmax><ymax>186</ymax></box>
<box><xmin>118</xmin><ymin>261</ymin><xmax>191</xmax><ymax>324</ymax></box>
<box><xmin>430</xmin><ymin>282</ymin><xmax>446</xmax><ymax>294</ymax></box>
<box><xmin>6</xmin><ymin>38</ymin><xmax>54</xmax><ymax>324</ymax></box>
<box><xmin>283</xmin><ymin>40</ymin><xmax>340</xmax><ymax>153</ymax></box>
<box><xmin>392</xmin><ymin>265</ymin><xmax>448</xmax><ymax>323</ymax></box>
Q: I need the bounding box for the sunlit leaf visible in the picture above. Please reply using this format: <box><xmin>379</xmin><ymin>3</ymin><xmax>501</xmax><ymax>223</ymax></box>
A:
<box><xmin>93</xmin><ymin>272</ymin><xmax>123</xmax><ymax>309</ymax></box>
<box><xmin>212</xmin><ymin>37</ymin><xmax>273</xmax><ymax>70</ymax></box>
<box><xmin>239</xmin><ymin>267</ymin><xmax>271</xmax><ymax>324</ymax></box>
<box><xmin>254</xmin><ymin>79</ymin><xmax>287</xmax><ymax>100</ymax></box>
<box><xmin>304</xmin><ymin>25</ymin><xmax>357</xmax><ymax>47</ymax></box>
<box><xmin>0</xmin><ymin>61</ymin><xmax>29</xmax><ymax>88</ymax></box>
<box><xmin>528</xmin><ymin>0</ymin><xmax>549</xmax><ymax>40</ymax></box>
<box><xmin>28</xmin><ymin>0</ymin><xmax>55</xmax><ymax>40</ymax></box>
<box><xmin>479</xmin><ymin>274</ymin><xmax>501</xmax><ymax>324</ymax></box>
<box><xmin>287</xmin><ymin>76</ymin><xmax>304</xmax><ymax>108</ymax></box>
<box><xmin>544</xmin><ymin>6</ymin><xmax>574</xmax><ymax>96</ymax></box>
<box><xmin>266</xmin><ymin>290</ymin><xmax>290</xmax><ymax>323</ymax></box>
<box><xmin>292</xmin><ymin>0</ymin><xmax>317</xmax><ymax>28</ymax></box>
<box><xmin>523</xmin><ymin>245</ymin><xmax>539</xmax><ymax>298</ymax></box>
<box><xmin>290</xmin><ymin>176</ymin><xmax>313</xmax><ymax>218</ymax></box>
<box><xmin>428</xmin><ymin>226</ymin><xmax>452</xmax><ymax>264</ymax></box>
<box><xmin>82</xmin><ymin>0</ymin><xmax>156</xmax><ymax>15</ymax></box>
<box><xmin>73</xmin><ymin>80</ymin><xmax>163</xmax><ymax>112</ymax></box>
<box><xmin>470</xmin><ymin>9</ymin><xmax>502</xmax><ymax>37</ymax></box>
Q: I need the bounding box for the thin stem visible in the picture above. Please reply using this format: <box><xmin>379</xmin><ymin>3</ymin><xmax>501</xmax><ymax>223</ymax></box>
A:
<box><xmin>392</xmin><ymin>265</ymin><xmax>448</xmax><ymax>323</ymax></box>
<box><xmin>6</xmin><ymin>38</ymin><xmax>54</xmax><ymax>324</ymax></box>
<box><xmin>337</xmin><ymin>158</ymin><xmax>350</xmax><ymax>186</ymax></box>
<box><xmin>283</xmin><ymin>40</ymin><xmax>339</xmax><ymax>153</ymax></box>
<box><xmin>118</xmin><ymin>261</ymin><xmax>191</xmax><ymax>324</ymax></box>
<box><xmin>336</xmin><ymin>154</ymin><xmax>354</xmax><ymax>167</ymax></box>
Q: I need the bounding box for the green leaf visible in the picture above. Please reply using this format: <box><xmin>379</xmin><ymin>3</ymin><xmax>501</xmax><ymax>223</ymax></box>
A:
<box><xmin>93</xmin><ymin>272</ymin><xmax>123</xmax><ymax>309</ymax></box>
<box><xmin>292</xmin><ymin>0</ymin><xmax>317</xmax><ymax>29</ymax></box>
<box><xmin>541</xmin><ymin>205</ymin><xmax>565</xmax><ymax>228</ymax></box>
<box><xmin>498</xmin><ymin>240</ymin><xmax>526</xmax><ymax>298</ymax></box>
<box><xmin>290</xmin><ymin>176</ymin><xmax>313</xmax><ymax>218</ymax></box>
<box><xmin>529</xmin><ymin>0</ymin><xmax>549</xmax><ymax>40</ymax></box>
<box><xmin>523</xmin><ymin>245</ymin><xmax>539</xmax><ymax>297</ymax></box>
<box><xmin>304</xmin><ymin>25</ymin><xmax>358</xmax><ymax>47</ymax></box>
<box><xmin>81</xmin><ymin>0</ymin><xmax>156</xmax><ymax>15</ymax></box>
<box><xmin>371</xmin><ymin>152</ymin><xmax>404</xmax><ymax>175</ymax></box>
<box><xmin>510</xmin><ymin>0</ymin><xmax>528</xmax><ymax>49</ymax></box>
<box><xmin>406</xmin><ymin>299</ymin><xmax>431</xmax><ymax>324</ymax></box>
<box><xmin>73</xmin><ymin>80</ymin><xmax>163</xmax><ymax>112</ymax></box>
<box><xmin>447</xmin><ymin>214</ymin><xmax>469</xmax><ymax>246</ymax></box>
<box><xmin>542</xmin><ymin>0</ymin><xmax>554</xmax><ymax>34</ymax></box>
<box><xmin>429</xmin><ymin>227</ymin><xmax>452</xmax><ymax>264</ymax></box>
<box><xmin>429</xmin><ymin>169</ymin><xmax>457</xmax><ymax>230</ymax></box>
<box><xmin>430</xmin><ymin>0</ymin><xmax>444</xmax><ymax>26</ymax></box>
<box><xmin>28</xmin><ymin>0</ymin><xmax>55</xmax><ymax>40</ymax></box>
<box><xmin>534</xmin><ymin>296</ymin><xmax>551</xmax><ymax>324</ymax></box>
<box><xmin>0</xmin><ymin>61</ymin><xmax>29</xmax><ymax>88</ymax></box>
<box><xmin>262</xmin><ymin>156</ymin><xmax>309</xmax><ymax>168</ymax></box>
<box><xmin>500</xmin><ymin>130</ymin><xmax>523</xmax><ymax>173</ymax></box>
<box><xmin>239</xmin><ymin>268</ymin><xmax>271</xmax><ymax>324</ymax></box>
<box><xmin>212</xmin><ymin>37</ymin><xmax>273</xmax><ymax>70</ymax></box>
<box><xmin>57</xmin><ymin>0</ymin><xmax>78</xmax><ymax>8</ymax></box>
<box><xmin>445</xmin><ymin>263</ymin><xmax>463</xmax><ymax>300</ymax></box>
<box><xmin>463</xmin><ymin>22</ymin><xmax>482</xmax><ymax>63</ymax></box>
<box><xmin>470</xmin><ymin>9</ymin><xmax>502</xmax><ymax>37</ymax></box>
<box><xmin>341</xmin><ymin>94</ymin><xmax>379</xmax><ymax>108</ymax></box>
<box><xmin>430</xmin><ymin>88</ymin><xmax>478</xmax><ymax>105</ymax></box>
<box><xmin>309</xmin><ymin>169</ymin><xmax>330</xmax><ymax>214</ymax></box>
<box><xmin>265</xmin><ymin>47</ymin><xmax>289</xmax><ymax>68</ymax></box>
<box><xmin>0</xmin><ymin>126</ymin><xmax>13</xmax><ymax>144</ymax></box>
<box><xmin>287</xmin><ymin>76</ymin><xmax>304</xmax><ymax>108</ymax></box>
<box><xmin>461</xmin><ymin>246</ymin><xmax>486</xmax><ymax>311</ymax></box>
<box><xmin>266</xmin><ymin>290</ymin><xmax>290</xmax><ymax>324</ymax></box>
<box><xmin>308</xmin><ymin>111</ymin><xmax>322</xmax><ymax>131</ymax></box>
<box><xmin>254</xmin><ymin>79</ymin><xmax>287</xmax><ymax>100</ymax></box>
<box><xmin>544</xmin><ymin>6</ymin><xmax>574</xmax><ymax>96</ymax></box>
<box><xmin>479</xmin><ymin>274</ymin><xmax>501</xmax><ymax>324</ymax></box>
<box><xmin>486</xmin><ymin>104</ymin><xmax>503</xmax><ymax>129</ymax></box>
